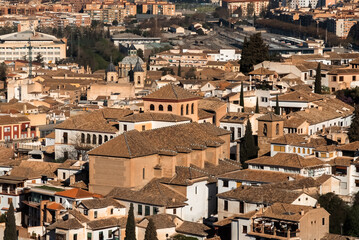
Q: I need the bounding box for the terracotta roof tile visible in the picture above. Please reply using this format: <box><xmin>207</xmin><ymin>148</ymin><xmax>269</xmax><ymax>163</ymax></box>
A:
<box><xmin>142</xmin><ymin>84</ymin><xmax>200</xmax><ymax>101</ymax></box>
<box><xmin>257</xmin><ymin>112</ymin><xmax>283</xmax><ymax>122</ymax></box>
<box><xmin>55</xmin><ymin>188</ymin><xmax>95</xmax><ymax>199</ymax></box>
<box><xmin>176</xmin><ymin>221</ymin><xmax>210</xmax><ymax>237</ymax></box>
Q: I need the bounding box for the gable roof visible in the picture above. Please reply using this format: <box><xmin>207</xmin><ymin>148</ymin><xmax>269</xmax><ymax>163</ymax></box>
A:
<box><xmin>107</xmin><ymin>179</ymin><xmax>187</xmax><ymax>207</ymax></box>
<box><xmin>80</xmin><ymin>198</ymin><xmax>125</xmax><ymax>209</ymax></box>
<box><xmin>142</xmin><ymin>84</ymin><xmax>200</xmax><ymax>101</ymax></box>
<box><xmin>87</xmin><ymin>217</ymin><xmax>127</xmax><ymax>230</ymax></box>
<box><xmin>260</xmin><ymin>203</ymin><xmax>315</xmax><ymax>221</ymax></box>
<box><xmin>55</xmin><ymin>188</ymin><xmax>96</xmax><ymax>199</ymax></box>
<box><xmin>217</xmin><ymin>185</ymin><xmax>305</xmax><ymax>205</ymax></box>
<box><xmin>89</xmin><ymin>123</ymin><xmax>230</xmax><ymax>158</ymax></box>
<box><xmin>117</xmin><ymin>112</ymin><xmax>191</xmax><ymax>123</ymax></box>
<box><xmin>247</xmin><ymin>153</ymin><xmax>327</xmax><ymax>169</ymax></box>
<box><xmin>271</xmin><ymin>134</ymin><xmax>326</xmax><ymax>147</ymax></box>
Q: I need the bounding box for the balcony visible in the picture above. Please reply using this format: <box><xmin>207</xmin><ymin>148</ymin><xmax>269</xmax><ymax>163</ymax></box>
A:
<box><xmin>249</xmin><ymin>222</ymin><xmax>300</xmax><ymax>240</ymax></box>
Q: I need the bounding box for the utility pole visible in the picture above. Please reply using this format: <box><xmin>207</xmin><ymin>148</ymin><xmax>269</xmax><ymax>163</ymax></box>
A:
<box><xmin>27</xmin><ymin>38</ymin><xmax>32</xmax><ymax>80</ymax></box>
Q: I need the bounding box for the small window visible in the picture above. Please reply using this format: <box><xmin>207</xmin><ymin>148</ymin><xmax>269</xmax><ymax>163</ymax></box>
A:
<box><xmin>84</xmin><ymin>209</ymin><xmax>88</xmax><ymax>216</ymax></box>
<box><xmin>150</xmin><ymin>104</ymin><xmax>155</xmax><ymax>111</ymax></box>
<box><xmin>195</xmin><ymin>186</ymin><xmax>198</xmax><ymax>194</ymax></box>
<box><xmin>99</xmin><ymin>232</ymin><xmax>103</xmax><ymax>240</ymax></box>
<box><xmin>63</xmin><ymin>132</ymin><xmax>68</xmax><ymax>144</ymax></box>
<box><xmin>145</xmin><ymin>206</ymin><xmax>150</xmax><ymax>216</ymax></box>
<box><xmin>143</xmin><ymin>168</ymin><xmax>145</xmax><ymax>179</ymax></box>
<box><xmin>138</xmin><ymin>204</ymin><xmax>143</xmax><ymax>215</ymax></box>
<box><xmin>353</xmin><ymin>76</ymin><xmax>356</xmax><ymax>81</ymax></box>
<box><xmin>108</xmin><ymin>230</ymin><xmax>112</xmax><ymax>238</ymax></box>
<box><xmin>159</xmin><ymin>105</ymin><xmax>164</xmax><ymax>111</ymax></box>
<box><xmin>224</xmin><ymin>200</ymin><xmax>228</xmax><ymax>211</ymax></box>
<box><xmin>74</xmin><ymin>234</ymin><xmax>77</xmax><ymax>240</ymax></box>
<box><xmin>339</xmin><ymin>76</ymin><xmax>344</xmax><ymax>81</ymax></box>
<box><xmin>173</xmin><ymin>208</ymin><xmax>176</xmax><ymax>214</ymax></box>
<box><xmin>322</xmin><ymin>218</ymin><xmax>325</xmax><ymax>225</ymax></box>
<box><xmin>243</xmin><ymin>225</ymin><xmax>247</xmax><ymax>233</ymax></box>
<box><xmin>142</xmin><ymin>125</ymin><xmax>146</xmax><ymax>131</ymax></box>
<box><xmin>94</xmin><ymin>211</ymin><xmax>98</xmax><ymax>219</ymax></box>
<box><xmin>167</xmin><ymin>105</ymin><xmax>172</xmax><ymax>112</ymax></box>
<box><xmin>186</xmin><ymin>104</ymin><xmax>189</xmax><ymax>115</ymax></box>
<box><xmin>124</xmin><ymin>125</ymin><xmax>127</xmax><ymax>132</ymax></box>
<box><xmin>62</xmin><ymin>172</ymin><xmax>66</xmax><ymax>179</ymax></box>
<box><xmin>223</xmin><ymin>180</ymin><xmax>229</xmax><ymax>187</ymax></box>
<box><xmin>87</xmin><ymin>233</ymin><xmax>92</xmax><ymax>240</ymax></box>
<box><xmin>99</xmin><ymin>135</ymin><xmax>103</xmax><ymax>144</ymax></box>
<box><xmin>263</xmin><ymin>124</ymin><xmax>267</xmax><ymax>137</ymax></box>
<box><xmin>191</xmin><ymin>103</ymin><xmax>194</xmax><ymax>114</ymax></box>
<box><xmin>110</xmin><ymin>208</ymin><xmax>114</xmax><ymax>215</ymax></box>
<box><xmin>181</xmin><ymin>105</ymin><xmax>184</xmax><ymax>115</ymax></box>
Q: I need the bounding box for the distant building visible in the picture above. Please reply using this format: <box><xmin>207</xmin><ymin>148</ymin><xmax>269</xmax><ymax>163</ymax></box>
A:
<box><xmin>222</xmin><ymin>0</ymin><xmax>269</xmax><ymax>16</ymax></box>
<box><xmin>0</xmin><ymin>30</ymin><xmax>66</xmax><ymax>63</ymax></box>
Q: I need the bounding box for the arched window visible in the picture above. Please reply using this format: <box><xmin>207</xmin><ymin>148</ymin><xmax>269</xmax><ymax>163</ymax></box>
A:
<box><xmin>99</xmin><ymin>135</ymin><xmax>103</xmax><ymax>145</ymax></box>
<box><xmin>110</xmin><ymin>136</ymin><xmax>113</xmax><ymax>139</ymax></box>
<box><xmin>87</xmin><ymin>134</ymin><xmax>91</xmax><ymax>144</ymax></box>
<box><xmin>167</xmin><ymin>105</ymin><xmax>172</xmax><ymax>112</ymax></box>
<box><xmin>263</xmin><ymin>124</ymin><xmax>267</xmax><ymax>137</ymax></box>
<box><xmin>92</xmin><ymin>134</ymin><xmax>97</xmax><ymax>145</ymax></box>
<box><xmin>159</xmin><ymin>105</ymin><xmax>164</xmax><ymax>111</ymax></box>
<box><xmin>111</xmin><ymin>76</ymin><xmax>114</xmax><ymax>81</ymax></box>
<box><xmin>150</xmin><ymin>104</ymin><xmax>155</xmax><ymax>111</ymax></box>
<box><xmin>137</xmin><ymin>76</ymin><xmax>141</xmax><ymax>84</ymax></box>
<box><xmin>186</xmin><ymin>104</ymin><xmax>189</xmax><ymax>115</ymax></box>
<box><xmin>276</xmin><ymin>123</ymin><xmax>280</xmax><ymax>135</ymax></box>
<box><xmin>181</xmin><ymin>105</ymin><xmax>184</xmax><ymax>115</ymax></box>
<box><xmin>104</xmin><ymin>135</ymin><xmax>108</xmax><ymax>142</ymax></box>
<box><xmin>191</xmin><ymin>103</ymin><xmax>194</xmax><ymax>114</ymax></box>
<box><xmin>81</xmin><ymin>133</ymin><xmax>85</xmax><ymax>143</ymax></box>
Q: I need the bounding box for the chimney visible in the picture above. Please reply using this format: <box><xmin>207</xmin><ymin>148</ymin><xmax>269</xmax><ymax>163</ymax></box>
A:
<box><xmin>316</xmin><ymin>203</ymin><xmax>321</xmax><ymax>208</ymax></box>
<box><xmin>300</xmin><ymin>209</ymin><xmax>304</xmax><ymax>215</ymax></box>
<box><xmin>23</xmin><ymin>104</ymin><xmax>27</xmax><ymax>114</ymax></box>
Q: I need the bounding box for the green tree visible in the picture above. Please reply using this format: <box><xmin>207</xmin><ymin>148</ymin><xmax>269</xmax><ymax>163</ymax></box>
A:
<box><xmin>4</xmin><ymin>202</ymin><xmax>16</xmax><ymax>240</ymax></box>
<box><xmin>346</xmin><ymin>205</ymin><xmax>359</xmax><ymax>236</ymax></box>
<box><xmin>240</xmin><ymin>120</ymin><xmax>258</xmax><ymax>168</ymax></box>
<box><xmin>318</xmin><ymin>193</ymin><xmax>349</xmax><ymax>234</ymax></box>
<box><xmin>240</xmin><ymin>33</ymin><xmax>269</xmax><ymax>74</ymax></box>
<box><xmin>178</xmin><ymin>61</ymin><xmax>181</xmax><ymax>77</ymax></box>
<box><xmin>233</xmin><ymin>7</ymin><xmax>243</xmax><ymax>18</ymax></box>
<box><xmin>125</xmin><ymin>203</ymin><xmax>136</xmax><ymax>240</ymax></box>
<box><xmin>348</xmin><ymin>105</ymin><xmax>359</xmax><ymax>142</ymax></box>
<box><xmin>275</xmin><ymin>94</ymin><xmax>280</xmax><ymax>115</ymax></box>
<box><xmin>255</xmin><ymin>97</ymin><xmax>259</xmax><ymax>113</ymax></box>
<box><xmin>185</xmin><ymin>68</ymin><xmax>196</xmax><ymax>79</ymax></box>
<box><xmin>112</xmin><ymin>20</ymin><xmax>119</xmax><ymax>26</ymax></box>
<box><xmin>247</xmin><ymin>3</ymin><xmax>255</xmax><ymax>17</ymax></box>
<box><xmin>240</xmin><ymin>81</ymin><xmax>244</xmax><ymax>112</ymax></box>
<box><xmin>35</xmin><ymin>53</ymin><xmax>44</xmax><ymax>64</ymax></box>
<box><xmin>144</xmin><ymin>219</ymin><xmax>158</xmax><ymax>240</ymax></box>
<box><xmin>137</xmin><ymin>48</ymin><xmax>144</xmax><ymax>60</ymax></box>
<box><xmin>315</xmin><ymin>63</ymin><xmax>322</xmax><ymax>94</ymax></box>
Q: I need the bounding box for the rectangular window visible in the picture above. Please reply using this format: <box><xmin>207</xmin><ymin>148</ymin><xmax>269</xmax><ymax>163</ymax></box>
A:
<box><xmin>94</xmin><ymin>211</ymin><xmax>97</xmax><ymax>219</ymax></box>
<box><xmin>74</xmin><ymin>234</ymin><xmax>77</xmax><ymax>240</ymax></box>
<box><xmin>111</xmin><ymin>208</ymin><xmax>114</xmax><ymax>215</ymax></box>
<box><xmin>124</xmin><ymin>124</ymin><xmax>127</xmax><ymax>131</ymax></box>
<box><xmin>108</xmin><ymin>230</ymin><xmax>112</xmax><ymax>238</ymax></box>
<box><xmin>84</xmin><ymin>209</ymin><xmax>88</xmax><ymax>216</ymax></box>
<box><xmin>145</xmin><ymin>206</ymin><xmax>150</xmax><ymax>216</ymax></box>
<box><xmin>322</xmin><ymin>218</ymin><xmax>325</xmax><ymax>225</ymax></box>
<box><xmin>243</xmin><ymin>225</ymin><xmax>248</xmax><ymax>233</ymax></box>
<box><xmin>87</xmin><ymin>233</ymin><xmax>92</xmax><ymax>240</ymax></box>
<box><xmin>99</xmin><ymin>231</ymin><xmax>103</xmax><ymax>240</ymax></box>
<box><xmin>153</xmin><ymin>207</ymin><xmax>159</xmax><ymax>215</ymax></box>
<box><xmin>143</xmin><ymin>168</ymin><xmax>145</xmax><ymax>179</ymax></box>
<box><xmin>63</xmin><ymin>172</ymin><xmax>66</xmax><ymax>179</ymax></box>
<box><xmin>223</xmin><ymin>180</ymin><xmax>229</xmax><ymax>187</ymax></box>
<box><xmin>173</xmin><ymin>208</ymin><xmax>176</xmax><ymax>214</ymax></box>
<box><xmin>356</xmin><ymin>180</ymin><xmax>359</xmax><ymax>187</ymax></box>
<box><xmin>138</xmin><ymin>205</ymin><xmax>143</xmax><ymax>215</ymax></box>
<box><xmin>63</xmin><ymin>132</ymin><xmax>68</xmax><ymax>144</ymax></box>
<box><xmin>230</xmin><ymin>127</ymin><xmax>235</xmax><ymax>141</ymax></box>
<box><xmin>237</xmin><ymin>127</ymin><xmax>241</xmax><ymax>138</ymax></box>
<box><xmin>333</xmin><ymin>76</ymin><xmax>337</xmax><ymax>81</ymax></box>
<box><xmin>224</xmin><ymin>200</ymin><xmax>228</xmax><ymax>211</ymax></box>
<box><xmin>239</xmin><ymin>201</ymin><xmax>244</xmax><ymax>214</ymax></box>
<box><xmin>339</xmin><ymin>76</ymin><xmax>344</xmax><ymax>81</ymax></box>
<box><xmin>142</xmin><ymin>125</ymin><xmax>145</xmax><ymax>131</ymax></box>
<box><xmin>353</xmin><ymin>76</ymin><xmax>356</xmax><ymax>81</ymax></box>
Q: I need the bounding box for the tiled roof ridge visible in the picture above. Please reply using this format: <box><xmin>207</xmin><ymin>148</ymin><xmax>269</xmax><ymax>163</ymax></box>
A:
<box><xmin>221</xmin><ymin>158</ymin><xmax>242</xmax><ymax>168</ymax></box>
<box><xmin>171</xmin><ymin>84</ymin><xmax>179</xmax><ymax>99</ymax></box>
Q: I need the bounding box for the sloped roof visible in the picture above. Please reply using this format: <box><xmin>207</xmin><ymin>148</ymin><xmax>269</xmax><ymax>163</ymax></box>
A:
<box><xmin>89</xmin><ymin>123</ymin><xmax>230</xmax><ymax>158</ymax></box>
<box><xmin>55</xmin><ymin>188</ymin><xmax>95</xmax><ymax>199</ymax></box>
<box><xmin>137</xmin><ymin>214</ymin><xmax>179</xmax><ymax>229</ymax></box>
<box><xmin>247</xmin><ymin>153</ymin><xmax>326</xmax><ymax>169</ymax></box>
<box><xmin>10</xmin><ymin>161</ymin><xmax>60</xmax><ymax>179</ymax></box>
<box><xmin>271</xmin><ymin>134</ymin><xmax>326</xmax><ymax>147</ymax></box>
<box><xmin>176</xmin><ymin>221</ymin><xmax>210</xmax><ymax>237</ymax></box>
<box><xmin>87</xmin><ymin>217</ymin><xmax>127</xmax><ymax>230</ymax></box>
<box><xmin>260</xmin><ymin>203</ymin><xmax>314</xmax><ymax>221</ymax></box>
<box><xmin>257</xmin><ymin>112</ymin><xmax>283</xmax><ymax>122</ymax></box>
<box><xmin>142</xmin><ymin>84</ymin><xmax>200</xmax><ymax>101</ymax></box>
<box><xmin>80</xmin><ymin>198</ymin><xmax>124</xmax><ymax>209</ymax></box>
<box><xmin>117</xmin><ymin>112</ymin><xmax>191</xmax><ymax>123</ymax></box>
<box><xmin>336</xmin><ymin>141</ymin><xmax>359</xmax><ymax>151</ymax></box>
<box><xmin>217</xmin><ymin>185</ymin><xmax>304</xmax><ymax>205</ymax></box>
<box><xmin>107</xmin><ymin>179</ymin><xmax>187</xmax><ymax>207</ymax></box>
<box><xmin>218</xmin><ymin>169</ymin><xmax>304</xmax><ymax>183</ymax></box>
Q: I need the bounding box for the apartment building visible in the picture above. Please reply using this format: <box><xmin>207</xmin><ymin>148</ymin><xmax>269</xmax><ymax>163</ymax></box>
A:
<box><xmin>0</xmin><ymin>30</ymin><xmax>66</xmax><ymax>63</ymax></box>
<box><xmin>222</xmin><ymin>0</ymin><xmax>269</xmax><ymax>16</ymax></box>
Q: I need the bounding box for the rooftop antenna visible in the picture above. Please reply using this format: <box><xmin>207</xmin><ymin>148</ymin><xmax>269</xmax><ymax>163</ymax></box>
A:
<box><xmin>27</xmin><ymin>38</ymin><xmax>33</xmax><ymax>80</ymax></box>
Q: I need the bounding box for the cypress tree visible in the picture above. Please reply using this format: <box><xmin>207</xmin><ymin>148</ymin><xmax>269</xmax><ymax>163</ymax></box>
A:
<box><xmin>315</xmin><ymin>63</ymin><xmax>322</xmax><ymax>94</ymax></box>
<box><xmin>240</xmin><ymin>119</ymin><xmax>258</xmax><ymax>168</ymax></box>
<box><xmin>4</xmin><ymin>202</ymin><xmax>16</xmax><ymax>240</ymax></box>
<box><xmin>177</xmin><ymin>61</ymin><xmax>181</xmax><ymax>77</ymax></box>
<box><xmin>348</xmin><ymin>105</ymin><xmax>359</xmax><ymax>142</ymax></box>
<box><xmin>275</xmin><ymin>94</ymin><xmax>280</xmax><ymax>115</ymax></box>
<box><xmin>125</xmin><ymin>203</ymin><xmax>136</xmax><ymax>240</ymax></box>
<box><xmin>240</xmin><ymin>81</ymin><xmax>244</xmax><ymax>112</ymax></box>
<box><xmin>144</xmin><ymin>219</ymin><xmax>158</xmax><ymax>240</ymax></box>
<box><xmin>255</xmin><ymin>97</ymin><xmax>259</xmax><ymax>113</ymax></box>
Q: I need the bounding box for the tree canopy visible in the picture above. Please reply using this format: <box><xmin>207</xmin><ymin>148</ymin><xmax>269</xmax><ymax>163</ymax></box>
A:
<box><xmin>125</xmin><ymin>203</ymin><xmax>136</xmax><ymax>240</ymax></box>
<box><xmin>240</xmin><ymin>120</ymin><xmax>258</xmax><ymax>168</ymax></box>
<box><xmin>4</xmin><ymin>202</ymin><xmax>16</xmax><ymax>240</ymax></box>
<box><xmin>315</xmin><ymin>63</ymin><xmax>322</xmax><ymax>94</ymax></box>
<box><xmin>144</xmin><ymin>219</ymin><xmax>158</xmax><ymax>240</ymax></box>
<box><xmin>240</xmin><ymin>33</ymin><xmax>269</xmax><ymax>74</ymax></box>
<box><xmin>348</xmin><ymin>105</ymin><xmax>359</xmax><ymax>142</ymax></box>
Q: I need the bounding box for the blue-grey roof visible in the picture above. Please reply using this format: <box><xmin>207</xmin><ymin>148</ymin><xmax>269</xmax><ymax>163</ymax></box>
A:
<box><xmin>121</xmin><ymin>56</ymin><xmax>144</xmax><ymax>65</ymax></box>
